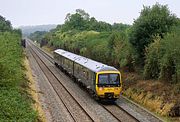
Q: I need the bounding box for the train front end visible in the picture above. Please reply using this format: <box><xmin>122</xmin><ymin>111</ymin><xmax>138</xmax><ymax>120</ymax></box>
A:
<box><xmin>95</xmin><ymin>71</ymin><xmax>122</xmax><ymax>100</ymax></box>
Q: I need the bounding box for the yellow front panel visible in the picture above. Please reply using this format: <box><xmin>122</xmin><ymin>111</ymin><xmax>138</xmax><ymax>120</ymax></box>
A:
<box><xmin>95</xmin><ymin>71</ymin><xmax>122</xmax><ymax>98</ymax></box>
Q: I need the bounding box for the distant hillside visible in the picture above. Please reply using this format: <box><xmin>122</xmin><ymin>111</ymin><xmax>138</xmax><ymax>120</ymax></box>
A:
<box><xmin>19</xmin><ymin>24</ymin><xmax>57</xmax><ymax>36</ymax></box>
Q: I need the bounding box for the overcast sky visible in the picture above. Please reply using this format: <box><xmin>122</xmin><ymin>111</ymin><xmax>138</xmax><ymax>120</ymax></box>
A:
<box><xmin>0</xmin><ymin>0</ymin><xmax>179</xmax><ymax>27</ymax></box>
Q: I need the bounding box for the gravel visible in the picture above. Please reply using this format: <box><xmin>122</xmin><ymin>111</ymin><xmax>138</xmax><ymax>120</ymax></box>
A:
<box><xmin>116</xmin><ymin>97</ymin><xmax>163</xmax><ymax>122</ymax></box>
<box><xmin>26</xmin><ymin>47</ymin><xmax>74</xmax><ymax>122</ymax></box>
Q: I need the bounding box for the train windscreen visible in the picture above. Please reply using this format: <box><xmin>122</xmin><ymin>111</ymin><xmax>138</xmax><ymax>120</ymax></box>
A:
<box><xmin>98</xmin><ymin>73</ymin><xmax>120</xmax><ymax>87</ymax></box>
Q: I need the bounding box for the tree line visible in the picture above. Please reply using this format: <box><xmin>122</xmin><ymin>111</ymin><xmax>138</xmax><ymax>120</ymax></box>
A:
<box><xmin>29</xmin><ymin>3</ymin><xmax>180</xmax><ymax>83</ymax></box>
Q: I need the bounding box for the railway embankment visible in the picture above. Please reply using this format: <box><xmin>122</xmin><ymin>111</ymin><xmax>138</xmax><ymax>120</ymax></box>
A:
<box><xmin>24</xmin><ymin>56</ymin><xmax>46</xmax><ymax>121</ymax></box>
<box><xmin>0</xmin><ymin>32</ymin><xmax>38</xmax><ymax>121</ymax></box>
<box><xmin>123</xmin><ymin>72</ymin><xmax>180</xmax><ymax>122</ymax></box>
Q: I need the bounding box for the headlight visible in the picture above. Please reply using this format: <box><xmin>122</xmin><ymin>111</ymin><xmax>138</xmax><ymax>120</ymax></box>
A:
<box><xmin>99</xmin><ymin>87</ymin><xmax>104</xmax><ymax>91</ymax></box>
<box><xmin>114</xmin><ymin>88</ymin><xmax>119</xmax><ymax>90</ymax></box>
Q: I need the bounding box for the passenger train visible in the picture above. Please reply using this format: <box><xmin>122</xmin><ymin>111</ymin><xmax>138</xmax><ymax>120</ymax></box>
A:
<box><xmin>54</xmin><ymin>49</ymin><xmax>122</xmax><ymax>101</ymax></box>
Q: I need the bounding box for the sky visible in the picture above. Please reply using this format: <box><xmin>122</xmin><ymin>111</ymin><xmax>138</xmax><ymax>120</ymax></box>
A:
<box><xmin>0</xmin><ymin>0</ymin><xmax>179</xmax><ymax>27</ymax></box>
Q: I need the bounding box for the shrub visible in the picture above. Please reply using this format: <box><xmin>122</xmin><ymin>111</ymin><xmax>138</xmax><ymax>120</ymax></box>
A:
<box><xmin>144</xmin><ymin>27</ymin><xmax>180</xmax><ymax>83</ymax></box>
<box><xmin>108</xmin><ymin>32</ymin><xmax>135</xmax><ymax>70</ymax></box>
<box><xmin>143</xmin><ymin>36</ymin><xmax>164</xmax><ymax>79</ymax></box>
<box><xmin>159</xmin><ymin>28</ymin><xmax>180</xmax><ymax>83</ymax></box>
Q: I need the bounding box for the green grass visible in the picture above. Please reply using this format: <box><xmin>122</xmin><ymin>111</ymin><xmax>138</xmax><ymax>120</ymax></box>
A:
<box><xmin>0</xmin><ymin>32</ymin><xmax>37</xmax><ymax>121</ymax></box>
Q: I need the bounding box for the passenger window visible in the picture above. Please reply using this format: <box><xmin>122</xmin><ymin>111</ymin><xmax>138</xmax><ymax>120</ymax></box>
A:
<box><xmin>86</xmin><ymin>71</ymin><xmax>89</xmax><ymax>80</ymax></box>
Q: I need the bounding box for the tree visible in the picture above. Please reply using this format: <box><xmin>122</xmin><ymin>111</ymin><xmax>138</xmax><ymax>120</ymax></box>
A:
<box><xmin>61</xmin><ymin>9</ymin><xmax>112</xmax><ymax>32</ymax></box>
<box><xmin>61</xmin><ymin>9</ymin><xmax>90</xmax><ymax>32</ymax></box>
<box><xmin>112</xmin><ymin>23</ymin><xmax>130</xmax><ymax>32</ymax></box>
<box><xmin>76</xmin><ymin>9</ymin><xmax>90</xmax><ymax>20</ymax></box>
<box><xmin>29</xmin><ymin>31</ymin><xmax>47</xmax><ymax>42</ymax></box>
<box><xmin>129</xmin><ymin>3</ymin><xmax>178</xmax><ymax>61</ymax></box>
<box><xmin>107</xmin><ymin>32</ymin><xmax>135</xmax><ymax>70</ymax></box>
<box><xmin>0</xmin><ymin>15</ymin><xmax>12</xmax><ymax>32</ymax></box>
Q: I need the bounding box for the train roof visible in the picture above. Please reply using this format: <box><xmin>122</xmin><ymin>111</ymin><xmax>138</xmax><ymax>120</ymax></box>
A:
<box><xmin>54</xmin><ymin>49</ymin><xmax>118</xmax><ymax>73</ymax></box>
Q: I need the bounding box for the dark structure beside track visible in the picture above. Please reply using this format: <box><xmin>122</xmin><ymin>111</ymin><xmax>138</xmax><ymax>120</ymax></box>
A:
<box><xmin>21</xmin><ymin>39</ymin><xmax>26</xmax><ymax>48</ymax></box>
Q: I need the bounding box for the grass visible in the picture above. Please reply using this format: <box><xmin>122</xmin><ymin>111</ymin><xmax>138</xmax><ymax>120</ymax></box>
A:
<box><xmin>0</xmin><ymin>32</ymin><xmax>38</xmax><ymax>121</ymax></box>
<box><xmin>24</xmin><ymin>56</ymin><xmax>46</xmax><ymax>122</ymax></box>
<box><xmin>124</xmin><ymin>88</ymin><xmax>174</xmax><ymax>116</ymax></box>
<box><xmin>123</xmin><ymin>72</ymin><xmax>180</xmax><ymax>122</ymax></box>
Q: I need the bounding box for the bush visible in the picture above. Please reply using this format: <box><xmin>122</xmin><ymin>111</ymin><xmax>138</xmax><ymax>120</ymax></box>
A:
<box><xmin>108</xmin><ymin>32</ymin><xmax>135</xmax><ymax>70</ymax></box>
<box><xmin>144</xmin><ymin>27</ymin><xmax>180</xmax><ymax>83</ymax></box>
<box><xmin>159</xmin><ymin>28</ymin><xmax>180</xmax><ymax>83</ymax></box>
<box><xmin>143</xmin><ymin>36</ymin><xmax>164</xmax><ymax>79</ymax></box>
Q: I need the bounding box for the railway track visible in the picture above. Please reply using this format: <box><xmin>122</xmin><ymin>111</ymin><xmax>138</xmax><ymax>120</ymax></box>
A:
<box><xmin>27</xmin><ymin>41</ymin><xmax>96</xmax><ymax>122</ymax></box>
<box><xmin>27</xmin><ymin>40</ymin><xmax>142</xmax><ymax>122</ymax></box>
<box><xmin>101</xmin><ymin>103</ymin><xmax>139</xmax><ymax>122</ymax></box>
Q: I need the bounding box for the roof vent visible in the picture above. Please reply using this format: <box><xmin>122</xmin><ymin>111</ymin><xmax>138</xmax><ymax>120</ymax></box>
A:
<box><xmin>96</xmin><ymin>66</ymin><xmax>100</xmax><ymax>69</ymax></box>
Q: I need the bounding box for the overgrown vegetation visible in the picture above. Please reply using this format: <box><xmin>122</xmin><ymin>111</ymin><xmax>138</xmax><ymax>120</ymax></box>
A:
<box><xmin>144</xmin><ymin>26</ymin><xmax>180</xmax><ymax>83</ymax></box>
<box><xmin>29</xmin><ymin>31</ymin><xmax>47</xmax><ymax>43</ymax></box>
<box><xmin>0</xmin><ymin>15</ymin><xmax>37</xmax><ymax>121</ymax></box>
<box><xmin>29</xmin><ymin>4</ymin><xmax>180</xmax><ymax>84</ymax></box>
<box><xmin>29</xmin><ymin>3</ymin><xmax>180</xmax><ymax>118</ymax></box>
<box><xmin>129</xmin><ymin>3</ymin><xmax>178</xmax><ymax>60</ymax></box>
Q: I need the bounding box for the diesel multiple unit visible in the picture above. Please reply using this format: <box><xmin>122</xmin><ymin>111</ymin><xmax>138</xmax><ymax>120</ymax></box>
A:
<box><xmin>54</xmin><ymin>49</ymin><xmax>122</xmax><ymax>101</ymax></box>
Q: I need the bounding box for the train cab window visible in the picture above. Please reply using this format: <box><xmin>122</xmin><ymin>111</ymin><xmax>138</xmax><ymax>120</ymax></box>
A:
<box><xmin>98</xmin><ymin>74</ymin><xmax>120</xmax><ymax>87</ymax></box>
<box><xmin>109</xmin><ymin>74</ymin><xmax>120</xmax><ymax>85</ymax></box>
<box><xmin>98</xmin><ymin>74</ymin><xmax>108</xmax><ymax>85</ymax></box>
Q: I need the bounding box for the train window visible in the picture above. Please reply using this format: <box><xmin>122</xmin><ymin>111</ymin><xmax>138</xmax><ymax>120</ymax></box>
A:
<box><xmin>89</xmin><ymin>71</ymin><xmax>92</xmax><ymax>80</ymax></box>
<box><xmin>76</xmin><ymin>64</ymin><xmax>79</xmax><ymax>73</ymax></box>
<box><xmin>70</xmin><ymin>61</ymin><xmax>72</xmax><ymax>68</ymax></box>
<box><xmin>67</xmin><ymin>59</ymin><xmax>69</xmax><ymax>68</ymax></box>
<box><xmin>86</xmin><ymin>71</ymin><xmax>89</xmax><ymax>80</ymax></box>
<box><xmin>66</xmin><ymin>59</ymin><xmax>68</xmax><ymax>67</ymax></box>
<box><xmin>62</xmin><ymin>57</ymin><xmax>64</xmax><ymax>64</ymax></box>
<box><xmin>65</xmin><ymin>59</ymin><xmax>67</xmax><ymax>67</ymax></box>
<box><xmin>78</xmin><ymin>65</ymin><xmax>80</xmax><ymax>73</ymax></box>
<box><xmin>98</xmin><ymin>74</ymin><xmax>108</xmax><ymax>84</ymax></box>
<box><xmin>60</xmin><ymin>55</ymin><xmax>62</xmax><ymax>63</ymax></box>
<box><xmin>76</xmin><ymin>64</ymin><xmax>78</xmax><ymax>72</ymax></box>
<box><xmin>98</xmin><ymin>74</ymin><xmax>120</xmax><ymax>87</ymax></box>
<box><xmin>109</xmin><ymin>74</ymin><xmax>119</xmax><ymax>84</ymax></box>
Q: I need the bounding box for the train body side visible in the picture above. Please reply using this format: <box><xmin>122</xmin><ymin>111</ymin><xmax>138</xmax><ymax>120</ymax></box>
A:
<box><xmin>54</xmin><ymin>51</ymin><xmax>96</xmax><ymax>92</ymax></box>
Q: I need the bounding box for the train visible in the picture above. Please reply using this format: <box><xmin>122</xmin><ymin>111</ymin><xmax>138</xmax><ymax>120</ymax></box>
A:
<box><xmin>21</xmin><ymin>39</ymin><xmax>26</xmax><ymax>48</ymax></box>
<box><xmin>54</xmin><ymin>49</ymin><xmax>122</xmax><ymax>101</ymax></box>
